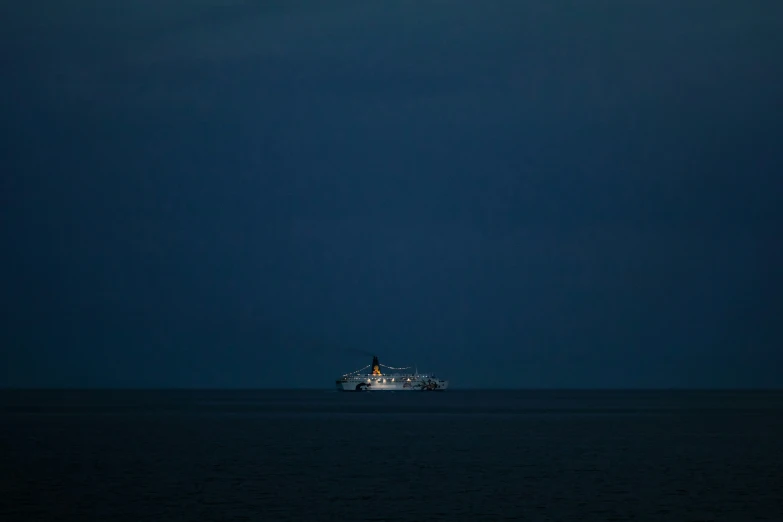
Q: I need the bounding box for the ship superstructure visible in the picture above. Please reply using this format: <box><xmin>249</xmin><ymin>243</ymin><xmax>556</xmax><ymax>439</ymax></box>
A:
<box><xmin>335</xmin><ymin>355</ymin><xmax>448</xmax><ymax>391</ymax></box>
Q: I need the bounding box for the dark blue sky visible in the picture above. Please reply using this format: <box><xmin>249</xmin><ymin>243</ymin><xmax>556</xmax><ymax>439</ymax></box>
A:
<box><xmin>2</xmin><ymin>1</ymin><xmax>782</xmax><ymax>388</ymax></box>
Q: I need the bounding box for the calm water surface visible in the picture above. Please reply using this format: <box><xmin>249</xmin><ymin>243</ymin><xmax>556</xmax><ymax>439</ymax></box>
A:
<box><xmin>1</xmin><ymin>390</ymin><xmax>782</xmax><ymax>521</ymax></box>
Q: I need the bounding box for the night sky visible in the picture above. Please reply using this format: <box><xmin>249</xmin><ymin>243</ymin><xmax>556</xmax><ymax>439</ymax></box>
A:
<box><xmin>2</xmin><ymin>1</ymin><xmax>782</xmax><ymax>388</ymax></box>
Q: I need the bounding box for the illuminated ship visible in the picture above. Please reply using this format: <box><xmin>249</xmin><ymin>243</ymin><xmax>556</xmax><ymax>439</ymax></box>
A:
<box><xmin>335</xmin><ymin>355</ymin><xmax>449</xmax><ymax>391</ymax></box>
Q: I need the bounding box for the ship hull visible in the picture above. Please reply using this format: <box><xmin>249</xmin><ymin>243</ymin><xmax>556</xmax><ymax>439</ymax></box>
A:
<box><xmin>335</xmin><ymin>378</ymin><xmax>449</xmax><ymax>391</ymax></box>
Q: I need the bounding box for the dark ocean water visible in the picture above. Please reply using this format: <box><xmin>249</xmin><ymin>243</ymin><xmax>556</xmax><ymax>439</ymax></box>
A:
<box><xmin>1</xmin><ymin>389</ymin><xmax>782</xmax><ymax>521</ymax></box>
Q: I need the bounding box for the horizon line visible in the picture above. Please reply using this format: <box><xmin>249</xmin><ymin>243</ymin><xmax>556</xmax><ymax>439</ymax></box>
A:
<box><xmin>1</xmin><ymin>386</ymin><xmax>782</xmax><ymax>392</ymax></box>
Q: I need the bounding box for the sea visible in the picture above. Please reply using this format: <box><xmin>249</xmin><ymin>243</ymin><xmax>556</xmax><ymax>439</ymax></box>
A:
<box><xmin>1</xmin><ymin>389</ymin><xmax>782</xmax><ymax>521</ymax></box>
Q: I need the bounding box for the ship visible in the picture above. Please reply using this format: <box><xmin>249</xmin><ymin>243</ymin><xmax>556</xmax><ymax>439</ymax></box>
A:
<box><xmin>335</xmin><ymin>355</ymin><xmax>449</xmax><ymax>391</ymax></box>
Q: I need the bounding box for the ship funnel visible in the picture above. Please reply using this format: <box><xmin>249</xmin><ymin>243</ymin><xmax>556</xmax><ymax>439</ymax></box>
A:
<box><xmin>372</xmin><ymin>355</ymin><xmax>382</xmax><ymax>375</ymax></box>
